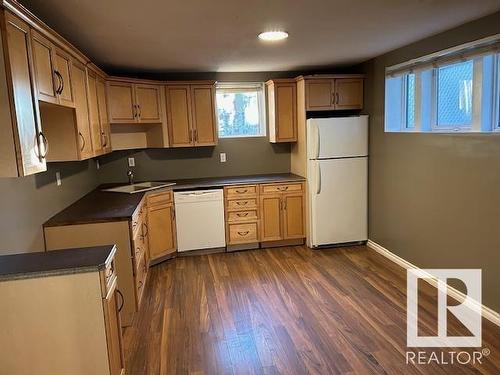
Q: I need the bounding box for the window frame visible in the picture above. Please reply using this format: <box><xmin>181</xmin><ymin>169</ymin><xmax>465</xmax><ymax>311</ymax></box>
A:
<box><xmin>215</xmin><ymin>82</ymin><xmax>267</xmax><ymax>139</ymax></box>
<box><xmin>402</xmin><ymin>73</ymin><xmax>416</xmax><ymax>130</ymax></box>
<box><xmin>431</xmin><ymin>60</ymin><xmax>475</xmax><ymax>132</ymax></box>
<box><xmin>495</xmin><ymin>54</ymin><xmax>500</xmax><ymax>131</ymax></box>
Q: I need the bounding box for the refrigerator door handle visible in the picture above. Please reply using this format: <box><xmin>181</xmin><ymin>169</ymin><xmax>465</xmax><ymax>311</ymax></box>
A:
<box><xmin>315</xmin><ymin>124</ymin><xmax>321</xmax><ymax>159</ymax></box>
<box><xmin>316</xmin><ymin>163</ymin><xmax>322</xmax><ymax>194</ymax></box>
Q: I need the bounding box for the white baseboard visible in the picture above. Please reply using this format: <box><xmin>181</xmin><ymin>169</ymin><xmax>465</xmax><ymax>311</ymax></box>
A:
<box><xmin>366</xmin><ymin>239</ymin><xmax>500</xmax><ymax>328</ymax></box>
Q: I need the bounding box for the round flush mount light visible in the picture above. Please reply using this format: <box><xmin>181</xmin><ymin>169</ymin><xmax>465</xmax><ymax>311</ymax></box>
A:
<box><xmin>258</xmin><ymin>31</ymin><xmax>289</xmax><ymax>41</ymax></box>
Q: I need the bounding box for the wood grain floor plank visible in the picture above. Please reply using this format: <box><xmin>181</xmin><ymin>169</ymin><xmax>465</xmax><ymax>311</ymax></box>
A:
<box><xmin>124</xmin><ymin>245</ymin><xmax>500</xmax><ymax>375</ymax></box>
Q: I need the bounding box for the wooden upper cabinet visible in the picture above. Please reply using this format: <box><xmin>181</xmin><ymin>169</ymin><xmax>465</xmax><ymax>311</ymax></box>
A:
<box><xmin>305</xmin><ymin>79</ymin><xmax>334</xmax><ymax>110</ymax></box>
<box><xmin>304</xmin><ymin>76</ymin><xmax>364</xmax><ymax>111</ymax></box>
<box><xmin>107</xmin><ymin>81</ymin><xmax>162</xmax><ymax>124</ymax></box>
<box><xmin>135</xmin><ymin>84</ymin><xmax>162</xmax><ymax>123</ymax></box>
<box><xmin>190</xmin><ymin>85</ymin><xmax>217</xmax><ymax>146</ymax></box>
<box><xmin>0</xmin><ymin>11</ymin><xmax>46</xmax><ymax>177</ymax></box>
<box><xmin>97</xmin><ymin>78</ymin><xmax>112</xmax><ymax>153</ymax></box>
<box><xmin>266</xmin><ymin>79</ymin><xmax>297</xmax><ymax>143</ymax></box>
<box><xmin>30</xmin><ymin>30</ymin><xmax>57</xmax><ymax>104</ymax></box>
<box><xmin>30</xmin><ymin>30</ymin><xmax>74</xmax><ymax>107</ymax></box>
<box><xmin>71</xmin><ymin>61</ymin><xmax>92</xmax><ymax>159</ymax></box>
<box><xmin>107</xmin><ymin>82</ymin><xmax>135</xmax><ymax>123</ymax></box>
<box><xmin>335</xmin><ymin>78</ymin><xmax>364</xmax><ymax>110</ymax></box>
<box><xmin>166</xmin><ymin>82</ymin><xmax>217</xmax><ymax>147</ymax></box>
<box><xmin>87</xmin><ymin>70</ymin><xmax>103</xmax><ymax>154</ymax></box>
<box><xmin>166</xmin><ymin>85</ymin><xmax>193</xmax><ymax>147</ymax></box>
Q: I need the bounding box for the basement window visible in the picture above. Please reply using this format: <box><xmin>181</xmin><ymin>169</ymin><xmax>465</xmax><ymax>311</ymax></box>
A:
<box><xmin>384</xmin><ymin>35</ymin><xmax>500</xmax><ymax>133</ymax></box>
<box><xmin>215</xmin><ymin>82</ymin><xmax>266</xmax><ymax>138</ymax></box>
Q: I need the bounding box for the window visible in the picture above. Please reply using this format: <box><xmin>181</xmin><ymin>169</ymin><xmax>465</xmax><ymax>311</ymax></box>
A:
<box><xmin>435</xmin><ymin>60</ymin><xmax>473</xmax><ymax>129</ymax></box>
<box><xmin>215</xmin><ymin>83</ymin><xmax>266</xmax><ymax>138</ymax></box>
<box><xmin>384</xmin><ymin>35</ymin><xmax>500</xmax><ymax>133</ymax></box>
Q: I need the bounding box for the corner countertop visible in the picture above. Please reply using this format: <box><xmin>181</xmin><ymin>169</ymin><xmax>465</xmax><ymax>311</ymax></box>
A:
<box><xmin>0</xmin><ymin>245</ymin><xmax>116</xmax><ymax>282</ymax></box>
<box><xmin>43</xmin><ymin>173</ymin><xmax>305</xmax><ymax>228</ymax></box>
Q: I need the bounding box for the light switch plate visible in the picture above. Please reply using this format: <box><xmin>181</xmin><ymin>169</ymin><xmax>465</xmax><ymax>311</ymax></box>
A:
<box><xmin>220</xmin><ymin>153</ymin><xmax>227</xmax><ymax>163</ymax></box>
<box><xmin>128</xmin><ymin>157</ymin><xmax>135</xmax><ymax>167</ymax></box>
<box><xmin>56</xmin><ymin>172</ymin><xmax>62</xmax><ymax>186</ymax></box>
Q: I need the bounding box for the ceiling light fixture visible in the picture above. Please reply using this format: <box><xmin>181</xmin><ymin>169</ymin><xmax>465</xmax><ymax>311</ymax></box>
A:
<box><xmin>258</xmin><ymin>31</ymin><xmax>289</xmax><ymax>41</ymax></box>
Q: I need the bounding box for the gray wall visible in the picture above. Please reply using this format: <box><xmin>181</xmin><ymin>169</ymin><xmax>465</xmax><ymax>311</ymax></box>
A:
<box><xmin>363</xmin><ymin>12</ymin><xmax>500</xmax><ymax>312</ymax></box>
<box><xmin>0</xmin><ymin>161</ymin><xmax>99</xmax><ymax>254</ymax></box>
<box><xmin>97</xmin><ymin>137</ymin><xmax>291</xmax><ymax>183</ymax></box>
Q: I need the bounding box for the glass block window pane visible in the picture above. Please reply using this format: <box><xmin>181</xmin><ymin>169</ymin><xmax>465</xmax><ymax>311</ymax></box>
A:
<box><xmin>216</xmin><ymin>85</ymin><xmax>266</xmax><ymax>137</ymax></box>
<box><xmin>405</xmin><ymin>73</ymin><xmax>416</xmax><ymax>128</ymax></box>
<box><xmin>436</xmin><ymin>60</ymin><xmax>473</xmax><ymax>127</ymax></box>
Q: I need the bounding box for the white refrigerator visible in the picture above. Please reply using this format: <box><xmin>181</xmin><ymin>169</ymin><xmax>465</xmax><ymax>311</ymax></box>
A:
<box><xmin>307</xmin><ymin>116</ymin><xmax>368</xmax><ymax>247</ymax></box>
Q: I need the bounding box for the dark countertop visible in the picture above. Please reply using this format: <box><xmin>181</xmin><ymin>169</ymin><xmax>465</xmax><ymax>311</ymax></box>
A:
<box><xmin>0</xmin><ymin>245</ymin><xmax>116</xmax><ymax>281</ymax></box>
<box><xmin>44</xmin><ymin>173</ymin><xmax>305</xmax><ymax>228</ymax></box>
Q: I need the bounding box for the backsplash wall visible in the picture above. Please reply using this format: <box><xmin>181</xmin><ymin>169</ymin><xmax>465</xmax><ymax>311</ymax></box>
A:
<box><xmin>97</xmin><ymin>137</ymin><xmax>291</xmax><ymax>183</ymax></box>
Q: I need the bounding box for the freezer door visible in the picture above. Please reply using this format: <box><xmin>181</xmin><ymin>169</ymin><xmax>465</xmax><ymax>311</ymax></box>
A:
<box><xmin>307</xmin><ymin>116</ymin><xmax>368</xmax><ymax>159</ymax></box>
<box><xmin>308</xmin><ymin>157</ymin><xmax>367</xmax><ymax>246</ymax></box>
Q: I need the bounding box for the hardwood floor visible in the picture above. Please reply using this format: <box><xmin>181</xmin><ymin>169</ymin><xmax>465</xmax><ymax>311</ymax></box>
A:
<box><xmin>123</xmin><ymin>245</ymin><xmax>500</xmax><ymax>374</ymax></box>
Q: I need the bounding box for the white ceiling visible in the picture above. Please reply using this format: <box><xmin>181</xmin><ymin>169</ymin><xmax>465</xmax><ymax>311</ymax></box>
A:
<box><xmin>20</xmin><ymin>0</ymin><xmax>500</xmax><ymax>72</ymax></box>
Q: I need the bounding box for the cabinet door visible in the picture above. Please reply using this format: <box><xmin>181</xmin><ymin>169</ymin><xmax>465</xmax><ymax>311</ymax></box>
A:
<box><xmin>260</xmin><ymin>194</ymin><xmax>283</xmax><ymax>241</ymax></box>
<box><xmin>87</xmin><ymin>70</ymin><xmax>103</xmax><ymax>154</ymax></box>
<box><xmin>147</xmin><ymin>203</ymin><xmax>176</xmax><ymax>262</ymax></box>
<box><xmin>30</xmin><ymin>30</ymin><xmax>58</xmax><ymax>105</ymax></box>
<box><xmin>282</xmin><ymin>193</ymin><xmax>305</xmax><ymax>239</ymax></box>
<box><xmin>135</xmin><ymin>84</ymin><xmax>161</xmax><ymax>123</ymax></box>
<box><xmin>107</xmin><ymin>81</ymin><xmax>136</xmax><ymax>123</ymax></box>
<box><xmin>305</xmin><ymin>79</ymin><xmax>334</xmax><ymax>111</ymax></box>
<box><xmin>275</xmin><ymin>83</ymin><xmax>297</xmax><ymax>142</ymax></box>
<box><xmin>190</xmin><ymin>85</ymin><xmax>217</xmax><ymax>146</ymax></box>
<box><xmin>334</xmin><ymin>78</ymin><xmax>364</xmax><ymax>110</ymax></box>
<box><xmin>97</xmin><ymin>78</ymin><xmax>112</xmax><ymax>153</ymax></box>
<box><xmin>53</xmin><ymin>48</ymin><xmax>74</xmax><ymax>107</ymax></box>
<box><xmin>103</xmin><ymin>277</ymin><xmax>125</xmax><ymax>375</ymax></box>
<box><xmin>71</xmin><ymin>61</ymin><xmax>92</xmax><ymax>159</ymax></box>
<box><xmin>166</xmin><ymin>85</ymin><xmax>193</xmax><ymax>147</ymax></box>
<box><xmin>4</xmin><ymin>13</ymin><xmax>46</xmax><ymax>176</ymax></box>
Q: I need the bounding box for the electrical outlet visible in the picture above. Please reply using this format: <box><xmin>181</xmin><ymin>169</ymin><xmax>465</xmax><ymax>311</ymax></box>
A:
<box><xmin>128</xmin><ymin>157</ymin><xmax>135</xmax><ymax>167</ymax></box>
<box><xmin>56</xmin><ymin>172</ymin><xmax>62</xmax><ymax>186</ymax></box>
<box><xmin>220</xmin><ymin>153</ymin><xmax>227</xmax><ymax>163</ymax></box>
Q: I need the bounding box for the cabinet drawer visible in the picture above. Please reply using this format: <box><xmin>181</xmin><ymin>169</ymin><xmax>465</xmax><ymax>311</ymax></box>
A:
<box><xmin>100</xmin><ymin>258</ymin><xmax>116</xmax><ymax>297</ymax></box>
<box><xmin>135</xmin><ymin>253</ymin><xmax>147</xmax><ymax>305</ymax></box>
<box><xmin>226</xmin><ymin>209</ymin><xmax>258</xmax><ymax>222</ymax></box>
<box><xmin>228</xmin><ymin>222</ymin><xmax>258</xmax><ymax>244</ymax></box>
<box><xmin>260</xmin><ymin>183</ymin><xmax>303</xmax><ymax>194</ymax></box>
<box><xmin>226</xmin><ymin>198</ymin><xmax>258</xmax><ymax>211</ymax></box>
<box><xmin>132</xmin><ymin>232</ymin><xmax>147</xmax><ymax>270</ymax></box>
<box><xmin>225</xmin><ymin>185</ymin><xmax>257</xmax><ymax>199</ymax></box>
<box><xmin>132</xmin><ymin>201</ymin><xmax>147</xmax><ymax>235</ymax></box>
<box><xmin>147</xmin><ymin>191</ymin><xmax>172</xmax><ymax>207</ymax></box>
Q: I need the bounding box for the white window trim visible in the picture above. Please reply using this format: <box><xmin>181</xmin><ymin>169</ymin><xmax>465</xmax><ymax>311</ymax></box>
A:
<box><xmin>215</xmin><ymin>82</ymin><xmax>267</xmax><ymax>138</ymax></box>
<box><xmin>495</xmin><ymin>54</ymin><xmax>500</xmax><ymax>132</ymax></box>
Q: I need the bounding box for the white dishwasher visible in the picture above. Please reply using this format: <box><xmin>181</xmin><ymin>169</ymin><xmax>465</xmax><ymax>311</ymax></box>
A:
<box><xmin>174</xmin><ymin>189</ymin><xmax>226</xmax><ymax>252</ymax></box>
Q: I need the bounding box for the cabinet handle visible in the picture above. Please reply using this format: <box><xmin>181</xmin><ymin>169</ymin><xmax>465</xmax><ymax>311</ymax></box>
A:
<box><xmin>78</xmin><ymin>132</ymin><xmax>86</xmax><ymax>151</ymax></box>
<box><xmin>336</xmin><ymin>92</ymin><xmax>340</xmax><ymax>105</ymax></box>
<box><xmin>331</xmin><ymin>92</ymin><xmax>336</xmax><ymax>105</ymax></box>
<box><xmin>188</xmin><ymin>128</ymin><xmax>193</xmax><ymax>143</ymax></box>
<box><xmin>142</xmin><ymin>222</ymin><xmax>149</xmax><ymax>237</ymax></box>
<box><xmin>117</xmin><ymin>289</ymin><xmax>124</xmax><ymax>312</ymax></box>
<box><xmin>236</xmin><ymin>212</ymin><xmax>249</xmax><ymax>217</ymax></box>
<box><xmin>133</xmin><ymin>105</ymin><xmax>137</xmax><ymax>118</ymax></box>
<box><xmin>54</xmin><ymin>70</ymin><xmax>63</xmax><ymax>94</ymax></box>
<box><xmin>38</xmin><ymin>132</ymin><xmax>49</xmax><ymax>159</ymax></box>
<box><xmin>283</xmin><ymin>199</ymin><xmax>287</xmax><ymax>210</ymax></box>
<box><xmin>236</xmin><ymin>189</ymin><xmax>248</xmax><ymax>194</ymax></box>
<box><xmin>101</xmin><ymin>132</ymin><xmax>108</xmax><ymax>147</ymax></box>
<box><xmin>277</xmin><ymin>186</ymin><xmax>289</xmax><ymax>191</ymax></box>
<box><xmin>237</xmin><ymin>231</ymin><xmax>250</xmax><ymax>236</ymax></box>
<box><xmin>137</xmin><ymin>105</ymin><xmax>141</xmax><ymax>119</ymax></box>
<box><xmin>193</xmin><ymin>129</ymin><xmax>197</xmax><ymax>142</ymax></box>
<box><xmin>236</xmin><ymin>201</ymin><xmax>248</xmax><ymax>206</ymax></box>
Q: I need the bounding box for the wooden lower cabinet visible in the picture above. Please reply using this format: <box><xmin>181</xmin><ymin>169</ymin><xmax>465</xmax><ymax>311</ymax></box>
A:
<box><xmin>224</xmin><ymin>182</ymin><xmax>306</xmax><ymax>248</ymax></box>
<box><xmin>147</xmin><ymin>190</ymin><xmax>177</xmax><ymax>264</ymax></box>
<box><xmin>0</xmin><ymin>246</ymin><xmax>124</xmax><ymax>375</ymax></box>
<box><xmin>259</xmin><ymin>182</ymin><xmax>306</xmax><ymax>243</ymax></box>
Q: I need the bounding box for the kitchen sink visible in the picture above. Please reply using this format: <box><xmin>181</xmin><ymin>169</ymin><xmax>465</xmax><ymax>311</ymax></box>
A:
<box><xmin>102</xmin><ymin>181</ymin><xmax>176</xmax><ymax>194</ymax></box>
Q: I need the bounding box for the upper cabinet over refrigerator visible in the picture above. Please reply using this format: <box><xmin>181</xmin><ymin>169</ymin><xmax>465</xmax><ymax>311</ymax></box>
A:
<box><xmin>307</xmin><ymin>115</ymin><xmax>368</xmax><ymax>160</ymax></box>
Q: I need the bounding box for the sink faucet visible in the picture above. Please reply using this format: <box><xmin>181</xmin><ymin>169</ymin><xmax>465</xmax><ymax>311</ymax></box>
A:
<box><xmin>127</xmin><ymin>170</ymin><xmax>134</xmax><ymax>185</ymax></box>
